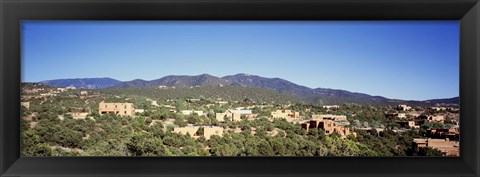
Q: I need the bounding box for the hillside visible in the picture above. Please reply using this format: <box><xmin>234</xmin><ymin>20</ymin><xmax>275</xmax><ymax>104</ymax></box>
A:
<box><xmin>100</xmin><ymin>85</ymin><xmax>302</xmax><ymax>104</ymax></box>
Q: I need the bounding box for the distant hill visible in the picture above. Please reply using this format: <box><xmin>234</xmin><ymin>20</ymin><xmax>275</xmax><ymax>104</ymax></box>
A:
<box><xmin>101</xmin><ymin>85</ymin><xmax>301</xmax><ymax>104</ymax></box>
<box><xmin>40</xmin><ymin>77</ymin><xmax>122</xmax><ymax>89</ymax></box>
<box><xmin>112</xmin><ymin>74</ymin><xmax>227</xmax><ymax>89</ymax></box>
<box><xmin>37</xmin><ymin>74</ymin><xmax>459</xmax><ymax>107</ymax></box>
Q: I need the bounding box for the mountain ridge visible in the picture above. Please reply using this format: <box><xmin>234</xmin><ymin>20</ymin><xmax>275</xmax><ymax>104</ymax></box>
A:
<box><xmin>36</xmin><ymin>74</ymin><xmax>459</xmax><ymax>106</ymax></box>
<box><xmin>39</xmin><ymin>77</ymin><xmax>122</xmax><ymax>89</ymax></box>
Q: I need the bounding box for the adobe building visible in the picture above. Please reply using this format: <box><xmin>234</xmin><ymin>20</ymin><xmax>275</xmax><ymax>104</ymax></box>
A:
<box><xmin>271</xmin><ymin>110</ymin><xmax>300</xmax><ymax>119</ymax></box>
<box><xmin>396</xmin><ymin>121</ymin><xmax>416</xmax><ymax>129</ymax></box>
<box><xmin>417</xmin><ymin>115</ymin><xmax>445</xmax><ymax>123</ymax></box>
<box><xmin>397</xmin><ymin>104</ymin><xmax>412</xmax><ymax>111</ymax></box>
<box><xmin>385</xmin><ymin>113</ymin><xmax>407</xmax><ymax>119</ymax></box>
<box><xmin>173</xmin><ymin>126</ymin><xmax>224</xmax><ymax>140</ymax></box>
<box><xmin>98</xmin><ymin>102</ymin><xmax>135</xmax><ymax>116</ymax></box>
<box><xmin>216</xmin><ymin>110</ymin><xmax>255</xmax><ymax>122</ymax></box>
<box><xmin>312</xmin><ymin>114</ymin><xmax>350</xmax><ymax>126</ymax></box>
<box><xmin>413</xmin><ymin>138</ymin><xmax>459</xmax><ymax>156</ymax></box>
<box><xmin>427</xmin><ymin>128</ymin><xmax>460</xmax><ymax>140</ymax></box>
<box><xmin>302</xmin><ymin>119</ymin><xmax>352</xmax><ymax>138</ymax></box>
<box><xmin>181</xmin><ymin>110</ymin><xmax>204</xmax><ymax>116</ymax></box>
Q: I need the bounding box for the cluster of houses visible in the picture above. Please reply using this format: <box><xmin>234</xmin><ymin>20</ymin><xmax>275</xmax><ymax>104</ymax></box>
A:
<box><xmin>95</xmin><ymin>101</ymin><xmax>459</xmax><ymax>155</ymax></box>
<box><xmin>395</xmin><ymin>115</ymin><xmax>448</xmax><ymax>129</ymax></box>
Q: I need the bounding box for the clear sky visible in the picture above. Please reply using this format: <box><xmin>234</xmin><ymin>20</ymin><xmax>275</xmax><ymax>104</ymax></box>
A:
<box><xmin>21</xmin><ymin>21</ymin><xmax>459</xmax><ymax>100</ymax></box>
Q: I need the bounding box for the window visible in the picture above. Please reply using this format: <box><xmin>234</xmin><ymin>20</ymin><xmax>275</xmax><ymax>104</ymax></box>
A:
<box><xmin>125</xmin><ymin>105</ymin><xmax>127</xmax><ymax>109</ymax></box>
<box><xmin>105</xmin><ymin>105</ymin><xmax>107</xmax><ymax>108</ymax></box>
<box><xmin>115</xmin><ymin>105</ymin><xmax>117</xmax><ymax>108</ymax></box>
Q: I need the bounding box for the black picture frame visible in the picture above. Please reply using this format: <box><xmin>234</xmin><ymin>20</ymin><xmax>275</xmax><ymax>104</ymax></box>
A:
<box><xmin>1</xmin><ymin>0</ymin><xmax>479</xmax><ymax>176</ymax></box>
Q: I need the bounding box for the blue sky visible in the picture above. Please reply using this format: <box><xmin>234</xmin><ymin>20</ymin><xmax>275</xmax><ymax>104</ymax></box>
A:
<box><xmin>21</xmin><ymin>21</ymin><xmax>459</xmax><ymax>100</ymax></box>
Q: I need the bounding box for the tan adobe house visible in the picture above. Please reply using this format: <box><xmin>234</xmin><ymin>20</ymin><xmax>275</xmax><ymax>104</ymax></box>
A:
<box><xmin>301</xmin><ymin>119</ymin><xmax>352</xmax><ymax>138</ymax></box>
<box><xmin>98</xmin><ymin>102</ymin><xmax>135</xmax><ymax>116</ymax></box>
<box><xmin>413</xmin><ymin>138</ymin><xmax>459</xmax><ymax>156</ymax></box>
<box><xmin>216</xmin><ymin>110</ymin><xmax>256</xmax><ymax>122</ymax></box>
<box><xmin>397</xmin><ymin>104</ymin><xmax>412</xmax><ymax>111</ymax></box>
<box><xmin>271</xmin><ymin>110</ymin><xmax>299</xmax><ymax>119</ymax></box>
<box><xmin>173</xmin><ymin>126</ymin><xmax>224</xmax><ymax>140</ymax></box>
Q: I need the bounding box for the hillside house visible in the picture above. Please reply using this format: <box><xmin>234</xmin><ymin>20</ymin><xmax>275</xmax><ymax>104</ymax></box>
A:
<box><xmin>312</xmin><ymin>114</ymin><xmax>350</xmax><ymax>126</ymax></box>
<box><xmin>181</xmin><ymin>110</ymin><xmax>204</xmax><ymax>116</ymax></box>
<box><xmin>396</xmin><ymin>121</ymin><xmax>416</xmax><ymax>129</ymax></box>
<box><xmin>98</xmin><ymin>102</ymin><xmax>135</xmax><ymax>116</ymax></box>
<box><xmin>173</xmin><ymin>126</ymin><xmax>224</xmax><ymax>140</ymax></box>
<box><xmin>216</xmin><ymin>110</ymin><xmax>256</xmax><ymax>122</ymax></box>
<box><xmin>413</xmin><ymin>138</ymin><xmax>459</xmax><ymax>156</ymax></box>
<box><xmin>301</xmin><ymin>119</ymin><xmax>353</xmax><ymax>138</ymax></box>
<box><xmin>271</xmin><ymin>110</ymin><xmax>300</xmax><ymax>119</ymax></box>
<box><xmin>418</xmin><ymin>115</ymin><xmax>445</xmax><ymax>123</ymax></box>
<box><xmin>397</xmin><ymin>104</ymin><xmax>412</xmax><ymax>111</ymax></box>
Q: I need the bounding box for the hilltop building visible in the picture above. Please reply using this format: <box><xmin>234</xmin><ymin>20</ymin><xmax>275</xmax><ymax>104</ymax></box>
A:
<box><xmin>98</xmin><ymin>102</ymin><xmax>135</xmax><ymax>116</ymax></box>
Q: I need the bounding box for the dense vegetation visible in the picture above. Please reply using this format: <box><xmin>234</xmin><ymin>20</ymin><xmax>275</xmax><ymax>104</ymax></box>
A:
<box><xmin>100</xmin><ymin>86</ymin><xmax>302</xmax><ymax>105</ymax></box>
<box><xmin>20</xmin><ymin>83</ymin><xmax>448</xmax><ymax>157</ymax></box>
<box><xmin>20</xmin><ymin>105</ymin><xmax>440</xmax><ymax>157</ymax></box>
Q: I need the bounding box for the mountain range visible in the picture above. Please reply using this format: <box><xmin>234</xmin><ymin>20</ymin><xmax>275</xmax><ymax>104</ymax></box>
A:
<box><xmin>38</xmin><ymin>74</ymin><xmax>459</xmax><ymax>107</ymax></box>
<box><xmin>40</xmin><ymin>77</ymin><xmax>122</xmax><ymax>89</ymax></box>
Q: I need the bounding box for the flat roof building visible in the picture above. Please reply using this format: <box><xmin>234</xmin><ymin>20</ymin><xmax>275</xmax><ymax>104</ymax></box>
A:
<box><xmin>98</xmin><ymin>102</ymin><xmax>135</xmax><ymax>116</ymax></box>
<box><xmin>302</xmin><ymin>119</ymin><xmax>353</xmax><ymax>138</ymax></box>
<box><xmin>173</xmin><ymin>126</ymin><xmax>224</xmax><ymax>140</ymax></box>
<box><xmin>271</xmin><ymin>110</ymin><xmax>300</xmax><ymax>119</ymax></box>
<box><xmin>413</xmin><ymin>138</ymin><xmax>459</xmax><ymax>156</ymax></box>
<box><xmin>216</xmin><ymin>110</ymin><xmax>255</xmax><ymax>122</ymax></box>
